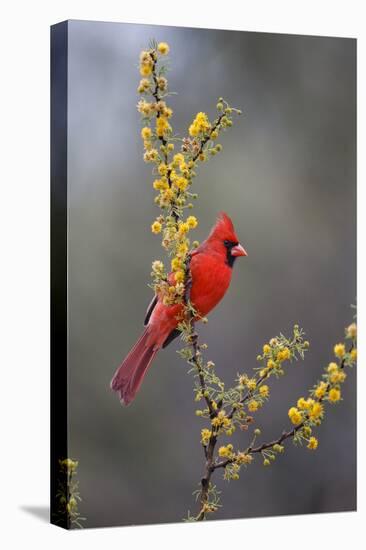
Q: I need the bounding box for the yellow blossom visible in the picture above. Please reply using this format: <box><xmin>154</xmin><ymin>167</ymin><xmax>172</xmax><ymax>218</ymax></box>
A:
<box><xmin>327</xmin><ymin>362</ymin><xmax>338</xmax><ymax>373</ymax></box>
<box><xmin>153</xmin><ymin>178</ymin><xmax>169</xmax><ymax>191</ymax></box>
<box><xmin>174</xmin><ymin>270</ymin><xmax>185</xmax><ymax>284</ymax></box>
<box><xmin>157</xmin><ymin>76</ymin><xmax>168</xmax><ymax>91</ymax></box>
<box><xmin>346</xmin><ymin>322</ymin><xmax>357</xmax><ymax>339</ymax></box>
<box><xmin>309</xmin><ymin>402</ymin><xmax>324</xmax><ymax>421</ymax></box>
<box><xmin>157</xmin><ymin>42</ymin><xmax>170</xmax><ymax>55</ymax></box>
<box><xmin>151</xmin><ymin>221</ymin><xmax>162</xmax><ymax>234</ymax></box>
<box><xmin>218</xmin><ymin>445</ymin><xmax>233</xmax><ymax>458</ymax></box>
<box><xmin>236</xmin><ymin>452</ymin><xmax>253</xmax><ymax>465</ymax></box>
<box><xmin>141</xmin><ymin>126</ymin><xmax>152</xmax><ymax>140</ymax></box>
<box><xmin>329</xmin><ymin>369</ymin><xmax>346</xmax><ymax>384</ymax></box>
<box><xmin>172</xmin><ymin>153</ymin><xmax>185</xmax><ymax>167</ymax></box>
<box><xmin>137</xmin><ymin>99</ymin><xmax>154</xmax><ymax>117</ymax></box>
<box><xmin>267</xmin><ymin>359</ymin><xmax>276</xmax><ymax>369</ymax></box>
<box><xmin>259</xmin><ymin>385</ymin><xmax>269</xmax><ymax>397</ymax></box>
<box><xmin>307</xmin><ymin>436</ymin><xmax>318</xmax><ymax>450</ymax></box>
<box><xmin>314</xmin><ymin>382</ymin><xmax>328</xmax><ymax>399</ymax></box>
<box><xmin>158</xmin><ymin>163</ymin><xmax>168</xmax><ymax>176</ymax></box>
<box><xmin>156</xmin><ymin>116</ymin><xmax>171</xmax><ymax>137</ymax></box>
<box><xmin>152</xmin><ymin>260</ymin><xmax>164</xmax><ymax>272</ymax></box>
<box><xmin>277</xmin><ymin>347</ymin><xmax>291</xmax><ymax>362</ymax></box>
<box><xmin>248</xmin><ymin>400</ymin><xmax>259</xmax><ymax>412</ymax></box>
<box><xmin>187</xmin><ymin>216</ymin><xmax>198</xmax><ymax>229</ymax></box>
<box><xmin>201</xmin><ymin>429</ymin><xmax>211</xmax><ymax>445</ymax></box>
<box><xmin>263</xmin><ymin>344</ymin><xmax>271</xmax><ymax>354</ymax></box>
<box><xmin>288</xmin><ymin>407</ymin><xmax>302</xmax><ymax>425</ymax></box>
<box><xmin>334</xmin><ymin>343</ymin><xmax>346</xmax><ymax>358</ymax></box>
<box><xmin>178</xmin><ymin>222</ymin><xmax>190</xmax><ymax>234</ymax></box>
<box><xmin>177</xmin><ymin>242</ymin><xmax>189</xmax><ymax>256</ymax></box>
<box><xmin>328</xmin><ymin>388</ymin><xmax>341</xmax><ymax>403</ymax></box>
<box><xmin>140</xmin><ymin>63</ymin><xmax>152</xmax><ymax>76</ymax></box>
<box><xmin>189</xmin><ymin>112</ymin><xmax>211</xmax><ymax>136</ymax></box>
<box><xmin>171</xmin><ymin>257</ymin><xmax>182</xmax><ymax>271</ymax></box>
<box><xmin>137</xmin><ymin>78</ymin><xmax>151</xmax><ymax>93</ymax></box>
<box><xmin>246</xmin><ymin>378</ymin><xmax>257</xmax><ymax>391</ymax></box>
<box><xmin>174</xmin><ymin>177</ymin><xmax>188</xmax><ymax>191</ymax></box>
<box><xmin>143</xmin><ymin>148</ymin><xmax>159</xmax><ymax>163</ymax></box>
<box><xmin>350</xmin><ymin>349</ymin><xmax>357</xmax><ymax>361</ymax></box>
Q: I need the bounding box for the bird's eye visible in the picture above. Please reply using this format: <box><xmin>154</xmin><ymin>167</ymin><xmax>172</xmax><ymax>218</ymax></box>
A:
<box><xmin>224</xmin><ymin>240</ymin><xmax>230</xmax><ymax>247</ymax></box>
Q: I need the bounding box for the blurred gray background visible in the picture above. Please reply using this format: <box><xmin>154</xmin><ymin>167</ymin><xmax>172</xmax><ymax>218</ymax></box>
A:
<box><xmin>66</xmin><ymin>20</ymin><xmax>356</xmax><ymax>528</ymax></box>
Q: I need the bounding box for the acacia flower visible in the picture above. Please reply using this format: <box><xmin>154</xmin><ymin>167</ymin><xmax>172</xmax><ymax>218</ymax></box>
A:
<box><xmin>157</xmin><ymin>76</ymin><xmax>168</xmax><ymax>91</ymax></box>
<box><xmin>327</xmin><ymin>362</ymin><xmax>338</xmax><ymax>373</ymax></box>
<box><xmin>158</xmin><ymin>42</ymin><xmax>170</xmax><ymax>55</ymax></box>
<box><xmin>178</xmin><ymin>222</ymin><xmax>190</xmax><ymax>235</ymax></box>
<box><xmin>334</xmin><ymin>343</ymin><xmax>346</xmax><ymax>358</ymax></box>
<box><xmin>174</xmin><ymin>177</ymin><xmax>189</xmax><ymax>191</ymax></box>
<box><xmin>137</xmin><ymin>78</ymin><xmax>151</xmax><ymax>94</ymax></box>
<box><xmin>218</xmin><ymin>444</ymin><xmax>233</xmax><ymax>458</ymax></box>
<box><xmin>174</xmin><ymin>270</ymin><xmax>185</xmax><ymax>284</ymax></box>
<box><xmin>236</xmin><ymin>453</ymin><xmax>253</xmax><ymax>465</ymax></box>
<box><xmin>350</xmin><ymin>349</ymin><xmax>357</xmax><ymax>361</ymax></box>
<box><xmin>153</xmin><ymin>178</ymin><xmax>168</xmax><ymax>191</ymax></box>
<box><xmin>259</xmin><ymin>385</ymin><xmax>269</xmax><ymax>397</ymax></box>
<box><xmin>151</xmin><ymin>221</ymin><xmax>162</xmax><ymax>234</ymax></box>
<box><xmin>187</xmin><ymin>216</ymin><xmax>198</xmax><ymax>229</ymax></box>
<box><xmin>277</xmin><ymin>347</ymin><xmax>291</xmax><ymax>362</ymax></box>
<box><xmin>189</xmin><ymin>112</ymin><xmax>211</xmax><ymax>137</ymax></box>
<box><xmin>288</xmin><ymin>407</ymin><xmax>302</xmax><ymax>425</ymax></box>
<box><xmin>156</xmin><ymin>116</ymin><xmax>171</xmax><ymax>137</ymax></box>
<box><xmin>307</xmin><ymin>436</ymin><xmax>318</xmax><ymax>450</ymax></box>
<box><xmin>328</xmin><ymin>388</ymin><xmax>341</xmax><ymax>403</ymax></box>
<box><xmin>137</xmin><ymin>99</ymin><xmax>155</xmax><ymax>117</ymax></box>
<box><xmin>262</xmin><ymin>344</ymin><xmax>271</xmax><ymax>355</ymax></box>
<box><xmin>309</xmin><ymin>401</ymin><xmax>324</xmax><ymax>421</ymax></box>
<box><xmin>346</xmin><ymin>322</ymin><xmax>357</xmax><ymax>339</ymax></box>
<box><xmin>248</xmin><ymin>400</ymin><xmax>259</xmax><ymax>412</ymax></box>
<box><xmin>314</xmin><ymin>381</ymin><xmax>328</xmax><ymax>399</ymax></box>
<box><xmin>152</xmin><ymin>260</ymin><xmax>164</xmax><ymax>273</ymax></box>
<box><xmin>329</xmin><ymin>369</ymin><xmax>346</xmax><ymax>384</ymax></box>
<box><xmin>141</xmin><ymin>126</ymin><xmax>152</xmax><ymax>140</ymax></box>
<box><xmin>201</xmin><ymin>429</ymin><xmax>211</xmax><ymax>445</ymax></box>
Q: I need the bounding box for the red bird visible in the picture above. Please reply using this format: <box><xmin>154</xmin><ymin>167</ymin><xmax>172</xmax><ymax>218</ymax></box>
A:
<box><xmin>111</xmin><ymin>212</ymin><xmax>247</xmax><ymax>405</ymax></box>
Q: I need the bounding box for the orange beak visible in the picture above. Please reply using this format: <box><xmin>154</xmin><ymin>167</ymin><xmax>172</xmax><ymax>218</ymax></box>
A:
<box><xmin>231</xmin><ymin>243</ymin><xmax>247</xmax><ymax>257</ymax></box>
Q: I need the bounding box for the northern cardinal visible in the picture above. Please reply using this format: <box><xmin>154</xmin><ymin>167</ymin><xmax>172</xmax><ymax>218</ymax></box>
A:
<box><xmin>111</xmin><ymin>212</ymin><xmax>247</xmax><ymax>405</ymax></box>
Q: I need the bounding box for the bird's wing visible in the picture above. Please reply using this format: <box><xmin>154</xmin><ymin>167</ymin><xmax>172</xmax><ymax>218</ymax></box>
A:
<box><xmin>144</xmin><ymin>295</ymin><xmax>158</xmax><ymax>326</ymax></box>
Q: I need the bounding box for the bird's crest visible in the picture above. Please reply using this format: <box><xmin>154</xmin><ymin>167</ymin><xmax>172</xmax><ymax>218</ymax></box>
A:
<box><xmin>208</xmin><ymin>212</ymin><xmax>238</xmax><ymax>243</ymax></box>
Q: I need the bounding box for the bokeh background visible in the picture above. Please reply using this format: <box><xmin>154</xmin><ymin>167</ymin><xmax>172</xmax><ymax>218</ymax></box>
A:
<box><xmin>66</xmin><ymin>20</ymin><xmax>356</xmax><ymax>527</ymax></box>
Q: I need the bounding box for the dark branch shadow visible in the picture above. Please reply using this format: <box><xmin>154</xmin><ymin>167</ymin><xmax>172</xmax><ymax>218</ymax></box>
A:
<box><xmin>20</xmin><ymin>505</ymin><xmax>49</xmax><ymax>523</ymax></box>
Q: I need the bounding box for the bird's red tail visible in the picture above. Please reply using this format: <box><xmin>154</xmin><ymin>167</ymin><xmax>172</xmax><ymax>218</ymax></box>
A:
<box><xmin>110</xmin><ymin>327</ymin><xmax>158</xmax><ymax>406</ymax></box>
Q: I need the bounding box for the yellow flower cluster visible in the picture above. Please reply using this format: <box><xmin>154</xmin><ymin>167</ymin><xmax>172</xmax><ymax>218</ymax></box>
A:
<box><xmin>137</xmin><ymin>42</ymin><xmax>241</xmax><ymax>312</ymax></box>
<box><xmin>201</xmin><ymin>428</ymin><xmax>212</xmax><ymax>445</ymax></box>
<box><xmin>288</xmin><ymin>406</ymin><xmax>302</xmax><ymax>425</ymax></box>
<box><xmin>236</xmin><ymin>452</ymin><xmax>253</xmax><ymax>465</ymax></box>
<box><xmin>211</xmin><ymin>410</ymin><xmax>233</xmax><ymax>435</ymax></box>
<box><xmin>218</xmin><ymin>444</ymin><xmax>233</xmax><ymax>458</ymax></box>
<box><xmin>189</xmin><ymin>112</ymin><xmax>211</xmax><ymax>137</ymax></box>
<box><xmin>248</xmin><ymin>399</ymin><xmax>260</xmax><ymax>412</ymax></box>
<box><xmin>59</xmin><ymin>458</ymin><xmax>78</xmax><ymax>473</ymax></box>
<box><xmin>307</xmin><ymin>436</ymin><xmax>318</xmax><ymax>450</ymax></box>
<box><xmin>139</xmin><ymin>50</ymin><xmax>154</xmax><ymax>76</ymax></box>
<box><xmin>258</xmin><ymin>334</ymin><xmax>304</xmax><ymax>379</ymax></box>
<box><xmin>334</xmin><ymin>343</ymin><xmax>346</xmax><ymax>358</ymax></box>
